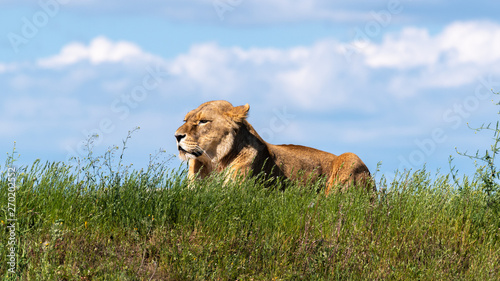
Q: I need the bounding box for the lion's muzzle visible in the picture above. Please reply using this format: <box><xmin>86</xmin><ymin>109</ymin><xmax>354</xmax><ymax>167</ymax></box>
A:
<box><xmin>175</xmin><ymin>133</ymin><xmax>204</xmax><ymax>159</ymax></box>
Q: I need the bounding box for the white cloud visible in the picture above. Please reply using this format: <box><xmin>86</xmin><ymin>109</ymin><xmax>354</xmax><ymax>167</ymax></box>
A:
<box><xmin>37</xmin><ymin>36</ymin><xmax>157</xmax><ymax>68</ymax></box>
<box><xmin>5</xmin><ymin>20</ymin><xmax>499</xmax><ymax>107</ymax></box>
<box><xmin>168</xmin><ymin>42</ymin><xmax>338</xmax><ymax>101</ymax></box>
<box><xmin>439</xmin><ymin>21</ymin><xmax>500</xmax><ymax>65</ymax></box>
<box><xmin>160</xmin><ymin>21</ymin><xmax>500</xmax><ymax>108</ymax></box>
<box><xmin>357</xmin><ymin>21</ymin><xmax>500</xmax><ymax>95</ymax></box>
<box><xmin>166</xmin><ymin>40</ymin><xmax>375</xmax><ymax>111</ymax></box>
<box><xmin>362</xmin><ymin>21</ymin><xmax>500</xmax><ymax>70</ymax></box>
<box><xmin>274</xmin><ymin>41</ymin><xmax>351</xmax><ymax>109</ymax></box>
<box><xmin>168</xmin><ymin>43</ymin><xmax>240</xmax><ymax>97</ymax></box>
<box><xmin>362</xmin><ymin>27</ymin><xmax>437</xmax><ymax>69</ymax></box>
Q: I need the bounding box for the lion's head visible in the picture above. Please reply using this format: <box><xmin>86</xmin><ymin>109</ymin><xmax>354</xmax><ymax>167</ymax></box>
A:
<box><xmin>175</xmin><ymin>100</ymin><xmax>250</xmax><ymax>163</ymax></box>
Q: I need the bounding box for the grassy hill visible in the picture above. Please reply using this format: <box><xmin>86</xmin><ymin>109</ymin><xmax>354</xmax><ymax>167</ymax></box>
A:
<box><xmin>1</xmin><ymin>149</ymin><xmax>499</xmax><ymax>280</ymax></box>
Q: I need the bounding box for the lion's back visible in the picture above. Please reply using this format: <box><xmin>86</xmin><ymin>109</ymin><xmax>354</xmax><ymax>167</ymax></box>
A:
<box><xmin>267</xmin><ymin>144</ymin><xmax>337</xmax><ymax>177</ymax></box>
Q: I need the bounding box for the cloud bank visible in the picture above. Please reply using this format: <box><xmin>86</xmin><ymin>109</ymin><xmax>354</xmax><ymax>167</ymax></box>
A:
<box><xmin>3</xmin><ymin>20</ymin><xmax>499</xmax><ymax>117</ymax></box>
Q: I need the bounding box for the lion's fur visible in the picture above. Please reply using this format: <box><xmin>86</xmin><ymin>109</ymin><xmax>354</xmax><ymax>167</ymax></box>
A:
<box><xmin>175</xmin><ymin>100</ymin><xmax>374</xmax><ymax>193</ymax></box>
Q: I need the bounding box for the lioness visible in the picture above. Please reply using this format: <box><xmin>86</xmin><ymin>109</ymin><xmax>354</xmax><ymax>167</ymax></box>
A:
<box><xmin>175</xmin><ymin>100</ymin><xmax>373</xmax><ymax>193</ymax></box>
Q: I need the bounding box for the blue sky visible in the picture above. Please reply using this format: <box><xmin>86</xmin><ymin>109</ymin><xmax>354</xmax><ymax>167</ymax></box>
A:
<box><xmin>2</xmin><ymin>0</ymin><xmax>500</xmax><ymax>181</ymax></box>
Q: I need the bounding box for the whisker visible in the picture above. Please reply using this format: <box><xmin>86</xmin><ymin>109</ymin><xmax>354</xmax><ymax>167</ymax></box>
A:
<box><xmin>196</xmin><ymin>145</ymin><xmax>213</xmax><ymax>161</ymax></box>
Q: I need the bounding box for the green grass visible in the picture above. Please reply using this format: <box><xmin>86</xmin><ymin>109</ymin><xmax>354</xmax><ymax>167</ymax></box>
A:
<box><xmin>2</xmin><ymin>112</ymin><xmax>500</xmax><ymax>280</ymax></box>
<box><xmin>1</xmin><ymin>153</ymin><xmax>499</xmax><ymax>280</ymax></box>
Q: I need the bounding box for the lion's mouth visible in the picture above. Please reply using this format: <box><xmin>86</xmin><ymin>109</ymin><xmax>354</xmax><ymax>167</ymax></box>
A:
<box><xmin>178</xmin><ymin>145</ymin><xmax>187</xmax><ymax>153</ymax></box>
<box><xmin>178</xmin><ymin>145</ymin><xmax>203</xmax><ymax>158</ymax></box>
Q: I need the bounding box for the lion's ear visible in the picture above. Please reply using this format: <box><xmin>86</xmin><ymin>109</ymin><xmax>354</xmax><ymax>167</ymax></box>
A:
<box><xmin>227</xmin><ymin>103</ymin><xmax>250</xmax><ymax>123</ymax></box>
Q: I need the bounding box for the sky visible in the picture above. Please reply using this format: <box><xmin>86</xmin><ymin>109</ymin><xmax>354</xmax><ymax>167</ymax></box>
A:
<box><xmin>1</xmin><ymin>0</ymin><xmax>500</xmax><ymax>182</ymax></box>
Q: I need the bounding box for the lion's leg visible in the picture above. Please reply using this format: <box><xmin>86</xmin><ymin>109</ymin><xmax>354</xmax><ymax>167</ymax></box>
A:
<box><xmin>326</xmin><ymin>152</ymin><xmax>372</xmax><ymax>194</ymax></box>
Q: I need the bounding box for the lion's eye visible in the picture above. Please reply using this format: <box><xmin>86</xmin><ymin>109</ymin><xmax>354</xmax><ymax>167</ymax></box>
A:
<box><xmin>198</xmin><ymin>120</ymin><xmax>210</xmax><ymax>125</ymax></box>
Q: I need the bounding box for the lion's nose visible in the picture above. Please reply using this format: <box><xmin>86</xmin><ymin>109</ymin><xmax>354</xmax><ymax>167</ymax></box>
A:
<box><xmin>175</xmin><ymin>133</ymin><xmax>186</xmax><ymax>143</ymax></box>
